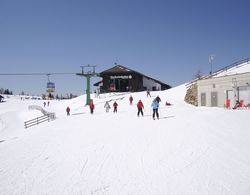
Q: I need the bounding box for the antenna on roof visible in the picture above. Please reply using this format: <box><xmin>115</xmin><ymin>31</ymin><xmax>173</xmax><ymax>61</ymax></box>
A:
<box><xmin>209</xmin><ymin>54</ymin><xmax>216</xmax><ymax>75</ymax></box>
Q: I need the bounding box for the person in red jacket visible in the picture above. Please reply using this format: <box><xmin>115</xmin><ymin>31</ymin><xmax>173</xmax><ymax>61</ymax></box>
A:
<box><xmin>89</xmin><ymin>100</ymin><xmax>95</xmax><ymax>114</ymax></box>
<box><xmin>137</xmin><ymin>100</ymin><xmax>144</xmax><ymax>117</ymax></box>
<box><xmin>66</xmin><ymin>106</ymin><xmax>70</xmax><ymax>116</ymax></box>
<box><xmin>113</xmin><ymin>101</ymin><xmax>118</xmax><ymax>113</ymax></box>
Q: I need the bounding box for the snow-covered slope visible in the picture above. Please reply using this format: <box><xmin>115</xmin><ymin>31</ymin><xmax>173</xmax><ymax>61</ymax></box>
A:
<box><xmin>0</xmin><ymin>85</ymin><xmax>250</xmax><ymax>194</ymax></box>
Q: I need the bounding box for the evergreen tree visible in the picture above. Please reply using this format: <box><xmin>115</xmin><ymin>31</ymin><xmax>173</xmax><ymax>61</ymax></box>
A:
<box><xmin>4</xmin><ymin>89</ymin><xmax>10</xmax><ymax>94</ymax></box>
<box><xmin>194</xmin><ymin>69</ymin><xmax>203</xmax><ymax>80</ymax></box>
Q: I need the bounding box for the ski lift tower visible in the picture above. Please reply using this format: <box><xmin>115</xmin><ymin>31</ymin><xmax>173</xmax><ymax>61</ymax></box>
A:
<box><xmin>76</xmin><ymin>65</ymin><xmax>99</xmax><ymax>105</ymax></box>
<box><xmin>46</xmin><ymin>74</ymin><xmax>55</xmax><ymax>99</ymax></box>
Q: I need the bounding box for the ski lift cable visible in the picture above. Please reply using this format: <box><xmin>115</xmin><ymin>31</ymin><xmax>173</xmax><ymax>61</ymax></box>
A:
<box><xmin>0</xmin><ymin>72</ymin><xmax>76</xmax><ymax>76</ymax></box>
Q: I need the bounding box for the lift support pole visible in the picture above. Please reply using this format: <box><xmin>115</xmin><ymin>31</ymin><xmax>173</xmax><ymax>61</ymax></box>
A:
<box><xmin>85</xmin><ymin>76</ymin><xmax>91</xmax><ymax>105</ymax></box>
<box><xmin>76</xmin><ymin>65</ymin><xmax>99</xmax><ymax>105</ymax></box>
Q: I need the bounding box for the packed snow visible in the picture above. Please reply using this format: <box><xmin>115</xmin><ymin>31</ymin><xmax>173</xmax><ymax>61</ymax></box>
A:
<box><xmin>1</xmin><ymin>83</ymin><xmax>250</xmax><ymax>195</ymax></box>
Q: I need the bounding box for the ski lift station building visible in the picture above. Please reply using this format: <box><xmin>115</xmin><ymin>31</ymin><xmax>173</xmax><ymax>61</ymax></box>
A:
<box><xmin>197</xmin><ymin>58</ymin><xmax>250</xmax><ymax>108</ymax></box>
<box><xmin>94</xmin><ymin>64</ymin><xmax>171</xmax><ymax>93</ymax></box>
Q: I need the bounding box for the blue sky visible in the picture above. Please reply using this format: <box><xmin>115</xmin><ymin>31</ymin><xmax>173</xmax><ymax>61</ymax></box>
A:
<box><xmin>0</xmin><ymin>0</ymin><xmax>250</xmax><ymax>96</ymax></box>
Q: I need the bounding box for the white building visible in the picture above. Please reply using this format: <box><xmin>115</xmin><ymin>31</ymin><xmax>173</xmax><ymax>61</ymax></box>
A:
<box><xmin>197</xmin><ymin>58</ymin><xmax>250</xmax><ymax>108</ymax></box>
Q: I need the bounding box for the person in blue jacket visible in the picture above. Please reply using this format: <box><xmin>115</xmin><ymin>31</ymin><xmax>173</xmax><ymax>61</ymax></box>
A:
<box><xmin>151</xmin><ymin>100</ymin><xmax>160</xmax><ymax>120</ymax></box>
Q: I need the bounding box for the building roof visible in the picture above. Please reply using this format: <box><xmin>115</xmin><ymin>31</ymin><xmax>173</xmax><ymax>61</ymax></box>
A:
<box><xmin>95</xmin><ymin>64</ymin><xmax>171</xmax><ymax>88</ymax></box>
<box><xmin>93</xmin><ymin>80</ymin><xmax>102</xmax><ymax>86</ymax></box>
<box><xmin>99</xmin><ymin>64</ymin><xmax>133</xmax><ymax>74</ymax></box>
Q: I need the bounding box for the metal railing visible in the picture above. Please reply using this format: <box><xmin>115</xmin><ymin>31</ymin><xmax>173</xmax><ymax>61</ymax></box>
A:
<box><xmin>24</xmin><ymin>105</ymin><xmax>56</xmax><ymax>128</ymax></box>
<box><xmin>208</xmin><ymin>57</ymin><xmax>250</xmax><ymax>78</ymax></box>
<box><xmin>24</xmin><ymin>114</ymin><xmax>53</xmax><ymax>128</ymax></box>
<box><xmin>28</xmin><ymin>105</ymin><xmax>56</xmax><ymax>120</ymax></box>
<box><xmin>186</xmin><ymin>57</ymin><xmax>250</xmax><ymax>88</ymax></box>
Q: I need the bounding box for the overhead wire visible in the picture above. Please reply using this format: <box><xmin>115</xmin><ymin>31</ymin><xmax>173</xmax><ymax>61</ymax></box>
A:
<box><xmin>0</xmin><ymin>72</ymin><xmax>76</xmax><ymax>76</ymax></box>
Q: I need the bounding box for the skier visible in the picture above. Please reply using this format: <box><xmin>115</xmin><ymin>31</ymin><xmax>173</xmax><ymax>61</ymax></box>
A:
<box><xmin>137</xmin><ymin>100</ymin><xmax>144</xmax><ymax>117</ymax></box>
<box><xmin>151</xmin><ymin>100</ymin><xmax>160</xmax><ymax>120</ymax></box>
<box><xmin>104</xmin><ymin>101</ymin><xmax>111</xmax><ymax>112</ymax></box>
<box><xmin>43</xmin><ymin>102</ymin><xmax>46</xmax><ymax>107</ymax></box>
<box><xmin>129</xmin><ymin>95</ymin><xmax>133</xmax><ymax>105</ymax></box>
<box><xmin>66</xmin><ymin>106</ymin><xmax>70</xmax><ymax>116</ymax></box>
<box><xmin>47</xmin><ymin>101</ymin><xmax>50</xmax><ymax>106</ymax></box>
<box><xmin>147</xmin><ymin>89</ymin><xmax>151</xmax><ymax>97</ymax></box>
<box><xmin>89</xmin><ymin>100</ymin><xmax>95</xmax><ymax>114</ymax></box>
<box><xmin>113</xmin><ymin>101</ymin><xmax>118</xmax><ymax>113</ymax></box>
<box><xmin>165</xmin><ymin>101</ymin><xmax>172</xmax><ymax>106</ymax></box>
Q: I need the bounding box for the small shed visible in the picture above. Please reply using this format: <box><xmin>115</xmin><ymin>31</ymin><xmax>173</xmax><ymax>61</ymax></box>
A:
<box><xmin>0</xmin><ymin>95</ymin><xmax>4</xmax><ymax>102</ymax></box>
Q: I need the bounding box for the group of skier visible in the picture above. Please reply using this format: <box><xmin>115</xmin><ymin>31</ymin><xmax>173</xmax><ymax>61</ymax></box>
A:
<box><xmin>103</xmin><ymin>101</ymin><xmax>118</xmax><ymax>113</ymax></box>
<box><xmin>43</xmin><ymin>101</ymin><xmax>50</xmax><ymax>107</ymax></box>
<box><xmin>66</xmin><ymin>93</ymin><xmax>163</xmax><ymax>120</ymax></box>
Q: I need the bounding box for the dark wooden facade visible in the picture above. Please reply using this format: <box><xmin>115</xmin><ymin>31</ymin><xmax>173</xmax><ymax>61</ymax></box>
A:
<box><xmin>94</xmin><ymin>65</ymin><xmax>171</xmax><ymax>93</ymax></box>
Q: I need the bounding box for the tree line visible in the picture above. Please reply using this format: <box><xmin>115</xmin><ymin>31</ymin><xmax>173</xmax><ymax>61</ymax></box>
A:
<box><xmin>0</xmin><ymin>88</ymin><xmax>13</xmax><ymax>95</ymax></box>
